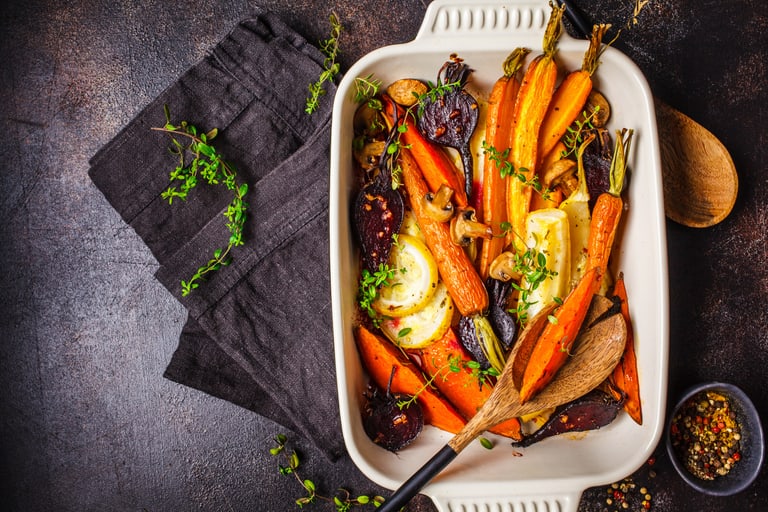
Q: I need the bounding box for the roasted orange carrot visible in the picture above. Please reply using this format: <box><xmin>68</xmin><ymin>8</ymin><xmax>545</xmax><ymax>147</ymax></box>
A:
<box><xmin>478</xmin><ymin>48</ymin><xmax>529</xmax><ymax>279</ymax></box>
<box><xmin>518</xmin><ymin>266</ymin><xmax>602</xmax><ymax>403</ymax></box>
<box><xmin>506</xmin><ymin>4</ymin><xmax>564</xmax><ymax>251</ymax></box>
<box><xmin>400</xmin><ymin>148</ymin><xmax>489</xmax><ymax>316</ymax></box>
<box><xmin>608</xmin><ymin>273</ymin><xmax>642</xmax><ymax>424</ymax></box>
<box><xmin>417</xmin><ymin>327</ymin><xmax>523</xmax><ymax>440</ymax></box>
<box><xmin>538</xmin><ymin>24</ymin><xmax>610</xmax><ymax>163</ymax></box>
<box><xmin>382</xmin><ymin>96</ymin><xmax>468</xmax><ymax>208</ymax></box>
<box><xmin>585</xmin><ymin>129</ymin><xmax>633</xmax><ymax>284</ymax></box>
<box><xmin>355</xmin><ymin>325</ymin><xmax>467</xmax><ymax>434</ymax></box>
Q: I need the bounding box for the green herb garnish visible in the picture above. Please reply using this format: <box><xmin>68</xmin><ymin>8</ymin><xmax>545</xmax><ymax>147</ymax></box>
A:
<box><xmin>356</xmin><ymin>263</ymin><xmax>396</xmax><ymax>328</ymax></box>
<box><xmin>270</xmin><ymin>434</ymin><xmax>384</xmax><ymax>509</ymax></box>
<box><xmin>509</xmin><ymin>247</ymin><xmax>559</xmax><ymax>325</ymax></box>
<box><xmin>482</xmin><ymin>142</ymin><xmax>551</xmax><ymax>200</ymax></box>
<box><xmin>153</xmin><ymin>105</ymin><xmax>248</xmax><ymax>296</ymax></box>
<box><xmin>306</xmin><ymin>13</ymin><xmax>342</xmax><ymax>115</ymax></box>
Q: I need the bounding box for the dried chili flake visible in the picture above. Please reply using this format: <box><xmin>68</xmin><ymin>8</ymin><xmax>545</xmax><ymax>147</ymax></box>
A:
<box><xmin>670</xmin><ymin>390</ymin><xmax>742</xmax><ymax>480</ymax></box>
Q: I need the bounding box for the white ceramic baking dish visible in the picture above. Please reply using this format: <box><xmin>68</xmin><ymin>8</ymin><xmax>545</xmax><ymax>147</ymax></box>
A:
<box><xmin>329</xmin><ymin>1</ymin><xmax>669</xmax><ymax>510</ymax></box>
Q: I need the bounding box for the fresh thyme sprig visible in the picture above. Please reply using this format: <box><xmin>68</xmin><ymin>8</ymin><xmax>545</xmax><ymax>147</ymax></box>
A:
<box><xmin>416</xmin><ymin>79</ymin><xmax>462</xmax><ymax>118</ymax></box>
<box><xmin>152</xmin><ymin>105</ymin><xmax>248</xmax><ymax>296</ymax></box>
<box><xmin>356</xmin><ymin>263</ymin><xmax>397</xmax><ymax>328</ymax></box>
<box><xmin>270</xmin><ymin>434</ymin><xmax>384</xmax><ymax>510</ymax></box>
<box><xmin>448</xmin><ymin>355</ymin><xmax>501</xmax><ymax>389</ymax></box>
<box><xmin>561</xmin><ymin>108</ymin><xmax>599</xmax><ymax>158</ymax></box>
<box><xmin>306</xmin><ymin>13</ymin><xmax>343</xmax><ymax>114</ymax></box>
<box><xmin>508</xmin><ymin>247</ymin><xmax>560</xmax><ymax>325</ymax></box>
<box><xmin>352</xmin><ymin>74</ymin><xmax>383</xmax><ymax>110</ymax></box>
<box><xmin>482</xmin><ymin>142</ymin><xmax>551</xmax><ymax>200</ymax></box>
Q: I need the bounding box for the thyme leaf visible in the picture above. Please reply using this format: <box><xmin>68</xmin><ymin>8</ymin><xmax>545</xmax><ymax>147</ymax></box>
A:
<box><xmin>306</xmin><ymin>13</ymin><xmax>342</xmax><ymax>114</ymax></box>
<box><xmin>270</xmin><ymin>434</ymin><xmax>384</xmax><ymax>510</ymax></box>
<box><xmin>152</xmin><ymin>106</ymin><xmax>248</xmax><ymax>296</ymax></box>
<box><xmin>482</xmin><ymin>142</ymin><xmax>552</xmax><ymax>200</ymax></box>
<box><xmin>508</xmin><ymin>247</ymin><xmax>559</xmax><ymax>325</ymax></box>
<box><xmin>356</xmin><ymin>263</ymin><xmax>396</xmax><ymax>328</ymax></box>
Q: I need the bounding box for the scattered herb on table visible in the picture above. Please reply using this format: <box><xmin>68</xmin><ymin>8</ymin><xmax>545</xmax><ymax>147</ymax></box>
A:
<box><xmin>270</xmin><ymin>434</ymin><xmax>385</xmax><ymax>510</ymax></box>
<box><xmin>306</xmin><ymin>12</ymin><xmax>343</xmax><ymax>115</ymax></box>
<box><xmin>152</xmin><ymin>105</ymin><xmax>248</xmax><ymax>296</ymax></box>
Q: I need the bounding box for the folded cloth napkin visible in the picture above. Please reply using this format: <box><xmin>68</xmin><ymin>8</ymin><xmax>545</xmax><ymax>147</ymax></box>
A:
<box><xmin>89</xmin><ymin>10</ymin><xmax>346</xmax><ymax>460</ymax></box>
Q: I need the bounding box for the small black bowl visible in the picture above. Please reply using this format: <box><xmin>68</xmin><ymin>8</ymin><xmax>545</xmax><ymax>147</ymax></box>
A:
<box><xmin>666</xmin><ymin>382</ymin><xmax>764</xmax><ymax>496</ymax></box>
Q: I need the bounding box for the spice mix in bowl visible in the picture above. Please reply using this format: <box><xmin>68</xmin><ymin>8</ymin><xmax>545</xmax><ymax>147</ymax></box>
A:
<box><xmin>666</xmin><ymin>382</ymin><xmax>764</xmax><ymax>496</ymax></box>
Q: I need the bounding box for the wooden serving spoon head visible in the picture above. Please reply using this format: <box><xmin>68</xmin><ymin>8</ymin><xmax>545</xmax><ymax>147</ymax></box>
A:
<box><xmin>655</xmin><ymin>99</ymin><xmax>738</xmax><ymax>228</ymax></box>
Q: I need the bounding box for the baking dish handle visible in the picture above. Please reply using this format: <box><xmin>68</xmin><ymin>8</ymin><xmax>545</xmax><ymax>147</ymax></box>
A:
<box><xmin>415</xmin><ymin>0</ymin><xmax>563</xmax><ymax>41</ymax></box>
<box><xmin>430</xmin><ymin>490</ymin><xmax>582</xmax><ymax>512</ymax></box>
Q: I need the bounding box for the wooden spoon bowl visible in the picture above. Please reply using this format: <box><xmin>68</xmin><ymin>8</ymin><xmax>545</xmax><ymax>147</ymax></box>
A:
<box><xmin>655</xmin><ymin>99</ymin><xmax>738</xmax><ymax>228</ymax></box>
<box><xmin>378</xmin><ymin>300</ymin><xmax>627</xmax><ymax>511</ymax></box>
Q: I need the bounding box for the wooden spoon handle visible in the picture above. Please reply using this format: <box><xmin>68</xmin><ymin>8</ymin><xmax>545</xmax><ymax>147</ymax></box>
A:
<box><xmin>377</xmin><ymin>445</ymin><xmax>459</xmax><ymax>512</ymax></box>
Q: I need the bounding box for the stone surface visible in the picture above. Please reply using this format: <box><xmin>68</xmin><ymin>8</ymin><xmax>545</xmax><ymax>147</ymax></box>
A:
<box><xmin>1</xmin><ymin>1</ymin><xmax>765</xmax><ymax>511</ymax></box>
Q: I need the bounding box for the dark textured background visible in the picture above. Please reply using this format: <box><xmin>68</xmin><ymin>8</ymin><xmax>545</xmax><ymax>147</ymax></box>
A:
<box><xmin>1</xmin><ymin>1</ymin><xmax>765</xmax><ymax>511</ymax></box>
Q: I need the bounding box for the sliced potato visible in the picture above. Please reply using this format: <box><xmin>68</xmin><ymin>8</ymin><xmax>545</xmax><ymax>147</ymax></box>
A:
<box><xmin>372</xmin><ymin>234</ymin><xmax>438</xmax><ymax>317</ymax></box>
<box><xmin>380</xmin><ymin>281</ymin><xmax>453</xmax><ymax>349</ymax></box>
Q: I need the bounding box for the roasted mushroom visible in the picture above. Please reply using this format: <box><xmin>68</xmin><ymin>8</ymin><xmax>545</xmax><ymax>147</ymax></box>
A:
<box><xmin>488</xmin><ymin>251</ymin><xmax>520</xmax><ymax>282</ymax></box>
<box><xmin>450</xmin><ymin>207</ymin><xmax>492</xmax><ymax>246</ymax></box>
<box><xmin>386</xmin><ymin>78</ymin><xmax>428</xmax><ymax>107</ymax></box>
<box><xmin>418</xmin><ymin>183</ymin><xmax>455</xmax><ymax>223</ymax></box>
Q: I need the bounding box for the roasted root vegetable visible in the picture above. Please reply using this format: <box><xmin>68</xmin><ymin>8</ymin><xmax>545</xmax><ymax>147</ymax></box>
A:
<box><xmin>417</xmin><ymin>328</ymin><xmax>523</xmax><ymax>440</ymax></box>
<box><xmin>537</xmin><ymin>24</ymin><xmax>610</xmax><ymax>164</ymax></box>
<box><xmin>382</xmin><ymin>96</ymin><xmax>468</xmax><ymax>208</ymax></box>
<box><xmin>585</xmin><ymin>129</ymin><xmax>633</xmax><ymax>284</ymax></box>
<box><xmin>511</xmin><ymin>389</ymin><xmax>623</xmax><ymax>447</ymax></box>
<box><xmin>355</xmin><ymin>325</ymin><xmax>466</xmax><ymax>434</ymax></box>
<box><xmin>517</xmin><ymin>266</ymin><xmax>602</xmax><ymax>403</ymax></box>
<box><xmin>607</xmin><ymin>273</ymin><xmax>643</xmax><ymax>424</ymax></box>
<box><xmin>486</xmin><ymin>277</ymin><xmax>517</xmax><ymax>350</ymax></box>
<box><xmin>519</xmin><ymin>207</ymin><xmax>571</xmax><ymax>321</ymax></box>
<box><xmin>506</xmin><ymin>4</ymin><xmax>564</xmax><ymax>251</ymax></box>
<box><xmin>352</xmin><ymin>124</ymin><xmax>405</xmax><ymax>273</ymax></box>
<box><xmin>417</xmin><ymin>55</ymin><xmax>480</xmax><ymax>202</ymax></box>
<box><xmin>457</xmin><ymin>314</ymin><xmax>507</xmax><ymax>374</ymax></box>
<box><xmin>399</xmin><ymin>148</ymin><xmax>489</xmax><ymax>316</ymax></box>
<box><xmin>371</xmin><ymin>234</ymin><xmax>439</xmax><ymax>318</ymax></box>
<box><xmin>478</xmin><ymin>48</ymin><xmax>530</xmax><ymax>279</ymax></box>
<box><xmin>362</xmin><ymin>374</ymin><xmax>424</xmax><ymax>452</ymax></box>
<box><xmin>559</xmin><ymin>134</ymin><xmax>595</xmax><ymax>290</ymax></box>
<box><xmin>379</xmin><ymin>281</ymin><xmax>454</xmax><ymax>349</ymax></box>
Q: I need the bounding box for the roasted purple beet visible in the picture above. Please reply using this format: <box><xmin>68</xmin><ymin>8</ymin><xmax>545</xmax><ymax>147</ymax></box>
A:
<box><xmin>583</xmin><ymin>128</ymin><xmax>613</xmax><ymax>208</ymax></box>
<box><xmin>457</xmin><ymin>315</ymin><xmax>490</xmax><ymax>370</ymax></box>
<box><xmin>353</xmin><ymin>122</ymin><xmax>405</xmax><ymax>273</ymax></box>
<box><xmin>486</xmin><ymin>277</ymin><xmax>517</xmax><ymax>350</ymax></box>
<box><xmin>362</xmin><ymin>383</ymin><xmax>424</xmax><ymax>452</ymax></box>
<box><xmin>511</xmin><ymin>389</ymin><xmax>623</xmax><ymax>447</ymax></box>
<box><xmin>417</xmin><ymin>55</ymin><xmax>479</xmax><ymax>202</ymax></box>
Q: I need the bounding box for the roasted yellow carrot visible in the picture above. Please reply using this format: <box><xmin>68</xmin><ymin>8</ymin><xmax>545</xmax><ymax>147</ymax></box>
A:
<box><xmin>478</xmin><ymin>48</ymin><xmax>530</xmax><ymax>279</ymax></box>
<box><xmin>506</xmin><ymin>4</ymin><xmax>564</xmax><ymax>252</ymax></box>
<box><xmin>538</xmin><ymin>24</ymin><xmax>610</xmax><ymax>163</ymax></box>
<box><xmin>400</xmin><ymin>148</ymin><xmax>489</xmax><ymax>316</ymax></box>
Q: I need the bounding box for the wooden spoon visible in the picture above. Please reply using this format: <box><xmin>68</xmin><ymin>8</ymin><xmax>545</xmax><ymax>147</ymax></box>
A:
<box><xmin>555</xmin><ymin>0</ymin><xmax>738</xmax><ymax>228</ymax></box>
<box><xmin>655</xmin><ymin>99</ymin><xmax>738</xmax><ymax>228</ymax></box>
<box><xmin>377</xmin><ymin>304</ymin><xmax>627</xmax><ymax>511</ymax></box>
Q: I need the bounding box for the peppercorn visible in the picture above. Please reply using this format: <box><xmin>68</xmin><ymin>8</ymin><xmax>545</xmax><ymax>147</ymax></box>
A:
<box><xmin>670</xmin><ymin>390</ymin><xmax>743</xmax><ymax>480</ymax></box>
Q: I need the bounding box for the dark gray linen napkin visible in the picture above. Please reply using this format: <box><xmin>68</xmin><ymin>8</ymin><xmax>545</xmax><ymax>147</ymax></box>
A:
<box><xmin>88</xmin><ymin>11</ymin><xmax>345</xmax><ymax>460</ymax></box>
